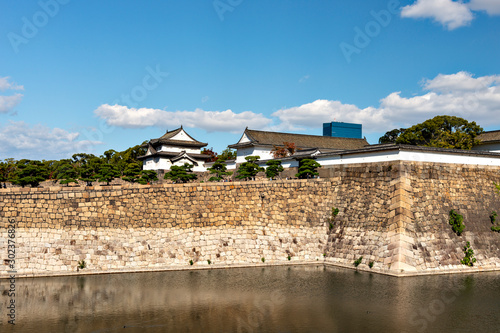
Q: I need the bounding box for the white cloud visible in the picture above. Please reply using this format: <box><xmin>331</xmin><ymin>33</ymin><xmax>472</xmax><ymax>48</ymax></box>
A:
<box><xmin>94</xmin><ymin>104</ymin><xmax>272</xmax><ymax>133</ymax></box>
<box><xmin>0</xmin><ymin>77</ymin><xmax>24</xmax><ymax>113</ymax></box>
<box><xmin>0</xmin><ymin>77</ymin><xmax>24</xmax><ymax>91</ymax></box>
<box><xmin>95</xmin><ymin>72</ymin><xmax>500</xmax><ymax>139</ymax></box>
<box><xmin>468</xmin><ymin>0</ymin><xmax>500</xmax><ymax>15</ymax></box>
<box><xmin>423</xmin><ymin>71</ymin><xmax>500</xmax><ymax>93</ymax></box>
<box><xmin>271</xmin><ymin>100</ymin><xmax>385</xmax><ymax>132</ymax></box>
<box><xmin>271</xmin><ymin>72</ymin><xmax>500</xmax><ymax>133</ymax></box>
<box><xmin>401</xmin><ymin>0</ymin><xmax>474</xmax><ymax>30</ymax></box>
<box><xmin>401</xmin><ymin>0</ymin><xmax>500</xmax><ymax>29</ymax></box>
<box><xmin>0</xmin><ymin>121</ymin><xmax>102</xmax><ymax>160</ymax></box>
<box><xmin>0</xmin><ymin>94</ymin><xmax>23</xmax><ymax>114</ymax></box>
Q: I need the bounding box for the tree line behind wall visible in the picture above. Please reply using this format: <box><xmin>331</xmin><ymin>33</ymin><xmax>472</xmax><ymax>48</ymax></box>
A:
<box><xmin>0</xmin><ymin>144</ymin><xmax>156</xmax><ymax>188</ymax></box>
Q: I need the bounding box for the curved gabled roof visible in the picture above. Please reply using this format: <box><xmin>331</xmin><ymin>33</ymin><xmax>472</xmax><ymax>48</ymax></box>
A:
<box><xmin>137</xmin><ymin>150</ymin><xmax>211</xmax><ymax>161</ymax></box>
<box><xmin>228</xmin><ymin>129</ymin><xmax>369</xmax><ymax>150</ymax></box>
<box><xmin>148</xmin><ymin>127</ymin><xmax>208</xmax><ymax>148</ymax></box>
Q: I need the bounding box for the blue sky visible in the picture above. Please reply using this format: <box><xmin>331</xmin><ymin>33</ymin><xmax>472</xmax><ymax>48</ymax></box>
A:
<box><xmin>1</xmin><ymin>0</ymin><xmax>500</xmax><ymax>160</ymax></box>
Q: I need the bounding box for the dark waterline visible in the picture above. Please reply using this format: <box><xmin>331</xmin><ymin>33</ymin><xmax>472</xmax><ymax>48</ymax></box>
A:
<box><xmin>1</xmin><ymin>266</ymin><xmax>500</xmax><ymax>333</ymax></box>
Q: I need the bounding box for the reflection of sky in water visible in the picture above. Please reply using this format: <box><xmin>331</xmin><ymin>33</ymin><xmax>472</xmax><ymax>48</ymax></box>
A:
<box><xmin>1</xmin><ymin>266</ymin><xmax>500</xmax><ymax>333</ymax></box>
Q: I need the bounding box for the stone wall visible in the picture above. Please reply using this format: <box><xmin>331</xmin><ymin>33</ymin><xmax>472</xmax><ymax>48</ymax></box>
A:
<box><xmin>0</xmin><ymin>180</ymin><xmax>334</xmax><ymax>278</ymax></box>
<box><xmin>1</xmin><ymin>161</ymin><xmax>500</xmax><ymax>278</ymax></box>
<box><xmin>323</xmin><ymin>161</ymin><xmax>500</xmax><ymax>275</ymax></box>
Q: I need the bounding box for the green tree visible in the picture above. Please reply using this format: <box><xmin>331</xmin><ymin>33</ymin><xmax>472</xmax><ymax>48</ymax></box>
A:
<box><xmin>102</xmin><ymin>149</ymin><xmax>128</xmax><ymax>176</ymax></box>
<box><xmin>11</xmin><ymin>159</ymin><xmax>49</xmax><ymax>187</ymax></box>
<box><xmin>101</xmin><ymin>149</ymin><xmax>118</xmax><ymax>163</ymax></box>
<box><xmin>100</xmin><ymin>144</ymin><xmax>146</xmax><ymax>176</ymax></box>
<box><xmin>164</xmin><ymin>163</ymin><xmax>197</xmax><ymax>183</ymax></box>
<box><xmin>378</xmin><ymin>128</ymin><xmax>405</xmax><ymax>144</ymax></box>
<box><xmin>380</xmin><ymin>116</ymin><xmax>483</xmax><ymax>149</ymax></box>
<box><xmin>138</xmin><ymin>170</ymin><xmax>158</xmax><ymax>185</ymax></box>
<box><xmin>207</xmin><ymin>160</ymin><xmax>233</xmax><ymax>182</ymax></box>
<box><xmin>295</xmin><ymin>159</ymin><xmax>321</xmax><ymax>179</ymax></box>
<box><xmin>265</xmin><ymin>160</ymin><xmax>284</xmax><ymax>179</ymax></box>
<box><xmin>0</xmin><ymin>164</ymin><xmax>6</xmax><ymax>183</ymax></box>
<box><xmin>0</xmin><ymin>158</ymin><xmax>17</xmax><ymax>183</ymax></box>
<box><xmin>236</xmin><ymin>156</ymin><xmax>264</xmax><ymax>181</ymax></box>
<box><xmin>123</xmin><ymin>162</ymin><xmax>142</xmax><ymax>183</ymax></box>
<box><xmin>96</xmin><ymin>164</ymin><xmax>120</xmax><ymax>185</ymax></box>
<box><xmin>55</xmin><ymin>160</ymin><xmax>78</xmax><ymax>185</ymax></box>
<box><xmin>217</xmin><ymin>148</ymin><xmax>237</xmax><ymax>162</ymax></box>
<box><xmin>77</xmin><ymin>155</ymin><xmax>102</xmax><ymax>186</ymax></box>
<box><xmin>43</xmin><ymin>160</ymin><xmax>61</xmax><ymax>180</ymax></box>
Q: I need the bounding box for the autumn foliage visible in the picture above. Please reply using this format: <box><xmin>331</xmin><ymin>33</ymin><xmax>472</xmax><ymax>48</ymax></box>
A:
<box><xmin>271</xmin><ymin>142</ymin><xmax>297</xmax><ymax>158</ymax></box>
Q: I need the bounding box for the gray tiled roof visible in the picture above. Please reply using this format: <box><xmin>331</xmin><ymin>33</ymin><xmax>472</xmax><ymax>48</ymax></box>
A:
<box><xmin>137</xmin><ymin>151</ymin><xmax>210</xmax><ymax>161</ymax></box>
<box><xmin>148</xmin><ymin>127</ymin><xmax>208</xmax><ymax>148</ymax></box>
<box><xmin>229</xmin><ymin>129</ymin><xmax>369</xmax><ymax>150</ymax></box>
<box><xmin>477</xmin><ymin>130</ymin><xmax>500</xmax><ymax>143</ymax></box>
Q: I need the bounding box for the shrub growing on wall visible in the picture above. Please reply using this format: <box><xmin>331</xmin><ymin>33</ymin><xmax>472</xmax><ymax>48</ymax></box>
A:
<box><xmin>460</xmin><ymin>241</ymin><xmax>477</xmax><ymax>266</ymax></box>
<box><xmin>449</xmin><ymin>210</ymin><xmax>465</xmax><ymax>236</ymax></box>
<box><xmin>328</xmin><ymin>207</ymin><xmax>339</xmax><ymax>230</ymax></box>
<box><xmin>490</xmin><ymin>211</ymin><xmax>500</xmax><ymax>232</ymax></box>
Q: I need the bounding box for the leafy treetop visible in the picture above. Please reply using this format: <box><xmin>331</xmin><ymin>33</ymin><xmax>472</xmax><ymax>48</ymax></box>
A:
<box><xmin>378</xmin><ymin>128</ymin><xmax>405</xmax><ymax>144</ymax></box>
<box><xmin>55</xmin><ymin>160</ymin><xmax>79</xmax><ymax>185</ymax></box>
<box><xmin>217</xmin><ymin>148</ymin><xmax>237</xmax><ymax>162</ymax></box>
<box><xmin>11</xmin><ymin>159</ymin><xmax>49</xmax><ymax>187</ymax></box>
<box><xmin>378</xmin><ymin>115</ymin><xmax>483</xmax><ymax>149</ymax></box>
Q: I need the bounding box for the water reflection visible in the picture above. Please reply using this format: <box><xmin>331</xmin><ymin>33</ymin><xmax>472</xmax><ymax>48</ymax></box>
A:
<box><xmin>1</xmin><ymin>266</ymin><xmax>499</xmax><ymax>332</ymax></box>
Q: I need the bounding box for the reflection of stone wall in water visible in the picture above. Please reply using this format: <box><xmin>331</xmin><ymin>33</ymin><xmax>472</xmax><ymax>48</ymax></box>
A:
<box><xmin>1</xmin><ymin>161</ymin><xmax>500</xmax><ymax>277</ymax></box>
<box><xmin>0</xmin><ymin>266</ymin><xmax>339</xmax><ymax>332</ymax></box>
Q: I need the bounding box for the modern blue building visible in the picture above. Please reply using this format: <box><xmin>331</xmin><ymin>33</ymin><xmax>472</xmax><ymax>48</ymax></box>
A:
<box><xmin>323</xmin><ymin>121</ymin><xmax>362</xmax><ymax>139</ymax></box>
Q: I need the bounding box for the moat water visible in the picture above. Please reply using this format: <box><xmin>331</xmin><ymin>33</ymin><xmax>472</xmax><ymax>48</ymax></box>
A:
<box><xmin>1</xmin><ymin>265</ymin><xmax>500</xmax><ymax>333</ymax></box>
